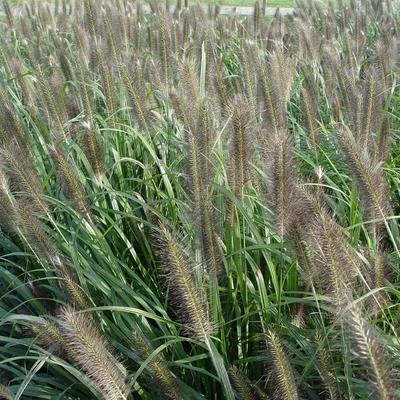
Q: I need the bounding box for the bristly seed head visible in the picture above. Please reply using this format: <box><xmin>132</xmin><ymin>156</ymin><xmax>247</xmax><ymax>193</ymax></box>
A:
<box><xmin>59</xmin><ymin>306</ymin><xmax>130</xmax><ymax>400</ymax></box>
<box><xmin>151</xmin><ymin>222</ymin><xmax>212</xmax><ymax>341</ymax></box>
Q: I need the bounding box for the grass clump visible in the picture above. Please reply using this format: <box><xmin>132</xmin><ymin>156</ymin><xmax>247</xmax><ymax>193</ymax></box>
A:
<box><xmin>0</xmin><ymin>0</ymin><xmax>399</xmax><ymax>399</ymax></box>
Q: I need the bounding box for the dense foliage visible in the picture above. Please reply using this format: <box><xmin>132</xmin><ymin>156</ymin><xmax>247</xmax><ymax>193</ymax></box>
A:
<box><xmin>0</xmin><ymin>0</ymin><xmax>399</xmax><ymax>399</ymax></box>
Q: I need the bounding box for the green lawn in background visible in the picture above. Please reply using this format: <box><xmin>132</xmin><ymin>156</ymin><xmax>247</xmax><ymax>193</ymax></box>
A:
<box><xmin>5</xmin><ymin>0</ymin><xmax>296</xmax><ymax>8</ymax></box>
<box><xmin>189</xmin><ymin>0</ymin><xmax>295</xmax><ymax>6</ymax></box>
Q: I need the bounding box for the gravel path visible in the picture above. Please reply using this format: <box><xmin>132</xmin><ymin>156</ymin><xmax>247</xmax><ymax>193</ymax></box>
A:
<box><xmin>142</xmin><ymin>5</ymin><xmax>294</xmax><ymax>15</ymax></box>
<box><xmin>222</xmin><ymin>6</ymin><xmax>293</xmax><ymax>15</ymax></box>
<box><xmin>0</xmin><ymin>4</ymin><xmax>294</xmax><ymax>17</ymax></box>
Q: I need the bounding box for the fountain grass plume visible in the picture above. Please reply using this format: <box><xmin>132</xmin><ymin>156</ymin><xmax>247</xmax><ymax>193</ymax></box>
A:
<box><xmin>96</xmin><ymin>48</ymin><xmax>118</xmax><ymax>129</ymax></box>
<box><xmin>120</xmin><ymin>62</ymin><xmax>150</xmax><ymax>132</ymax></box>
<box><xmin>257</xmin><ymin>47</ymin><xmax>294</xmax><ymax>133</ymax></box>
<box><xmin>227</xmin><ymin>95</ymin><xmax>253</xmax><ymax>199</ymax></box>
<box><xmin>228</xmin><ymin>365</ymin><xmax>268</xmax><ymax>400</ymax></box>
<box><xmin>55</xmin><ymin>257</ymin><xmax>92</xmax><ymax>310</ymax></box>
<box><xmin>48</xmin><ymin>144</ymin><xmax>90</xmax><ymax>217</ymax></box>
<box><xmin>314</xmin><ymin>331</ymin><xmax>340</xmax><ymax>400</ymax></box>
<box><xmin>151</xmin><ymin>222</ymin><xmax>212</xmax><ymax>341</ymax></box>
<box><xmin>357</xmin><ymin>65</ymin><xmax>385</xmax><ymax>152</ymax></box>
<box><xmin>80</xmin><ymin>121</ymin><xmax>105</xmax><ymax>182</ymax></box>
<box><xmin>306</xmin><ymin>211</ymin><xmax>359</xmax><ymax>307</ymax></box>
<box><xmin>300</xmin><ymin>65</ymin><xmax>320</xmax><ymax>150</ymax></box>
<box><xmin>0</xmin><ymin>167</ymin><xmax>16</xmax><ymax>235</ymax></box>
<box><xmin>59</xmin><ymin>306</ymin><xmax>130</xmax><ymax>400</ymax></box>
<box><xmin>132</xmin><ymin>331</ymin><xmax>182</xmax><ymax>400</ymax></box>
<box><xmin>0</xmin><ymin>384</ymin><xmax>13</xmax><ymax>400</ymax></box>
<box><xmin>259</xmin><ymin>129</ymin><xmax>302</xmax><ymax>238</ymax></box>
<box><xmin>347</xmin><ymin>306</ymin><xmax>398</xmax><ymax>400</ymax></box>
<box><xmin>336</xmin><ymin>124</ymin><xmax>392</xmax><ymax>234</ymax></box>
<box><xmin>15</xmin><ymin>199</ymin><xmax>56</xmax><ymax>262</ymax></box>
<box><xmin>266</xmin><ymin>330</ymin><xmax>299</xmax><ymax>400</ymax></box>
<box><xmin>29</xmin><ymin>317</ymin><xmax>67</xmax><ymax>356</ymax></box>
<box><xmin>1</xmin><ymin>143</ymin><xmax>48</xmax><ymax>215</ymax></box>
